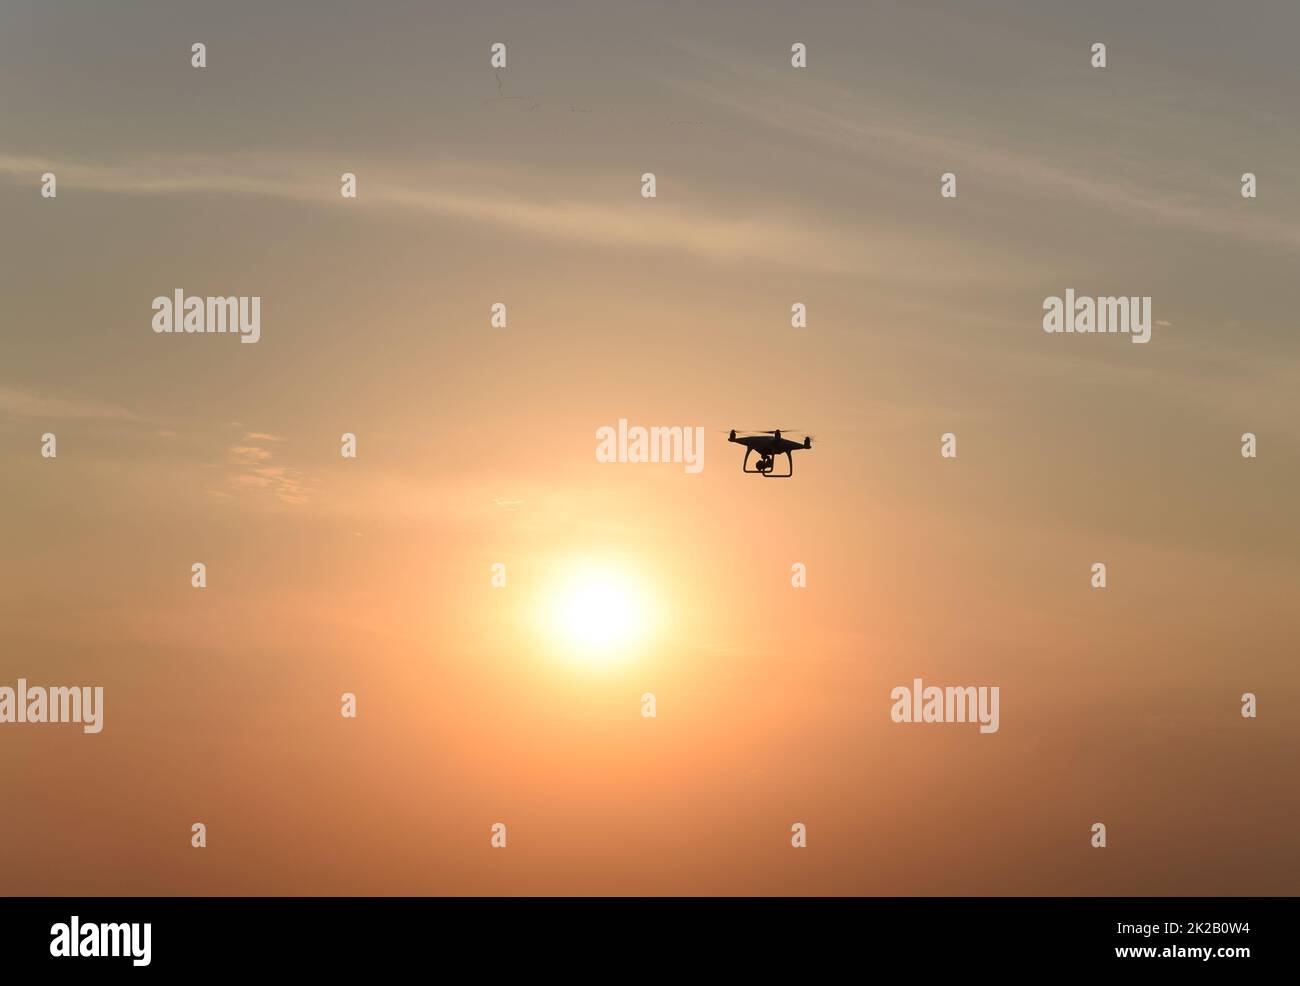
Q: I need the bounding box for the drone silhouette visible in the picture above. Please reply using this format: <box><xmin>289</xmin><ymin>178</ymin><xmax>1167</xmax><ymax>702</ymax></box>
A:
<box><xmin>727</xmin><ymin>429</ymin><xmax>812</xmax><ymax>478</ymax></box>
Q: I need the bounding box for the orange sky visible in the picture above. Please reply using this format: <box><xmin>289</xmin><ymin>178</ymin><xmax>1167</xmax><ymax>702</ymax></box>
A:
<box><xmin>1</xmin><ymin>0</ymin><xmax>1298</xmax><ymax>894</ymax></box>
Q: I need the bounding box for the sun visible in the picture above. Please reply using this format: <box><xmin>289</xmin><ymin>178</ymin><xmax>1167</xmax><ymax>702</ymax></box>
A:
<box><xmin>561</xmin><ymin>581</ymin><xmax>637</xmax><ymax>648</ymax></box>
<box><xmin>541</xmin><ymin>562</ymin><xmax>654</xmax><ymax>668</ymax></box>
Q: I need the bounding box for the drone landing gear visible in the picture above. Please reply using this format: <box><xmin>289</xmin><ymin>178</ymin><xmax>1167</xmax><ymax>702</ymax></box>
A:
<box><xmin>742</xmin><ymin>449</ymin><xmax>794</xmax><ymax>478</ymax></box>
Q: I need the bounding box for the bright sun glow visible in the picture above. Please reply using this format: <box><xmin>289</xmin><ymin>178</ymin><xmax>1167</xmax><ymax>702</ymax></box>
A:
<box><xmin>542</xmin><ymin>563</ymin><xmax>654</xmax><ymax>668</ymax></box>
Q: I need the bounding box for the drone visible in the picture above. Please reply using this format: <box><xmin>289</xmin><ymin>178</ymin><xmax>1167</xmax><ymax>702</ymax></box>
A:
<box><xmin>727</xmin><ymin>429</ymin><xmax>812</xmax><ymax>478</ymax></box>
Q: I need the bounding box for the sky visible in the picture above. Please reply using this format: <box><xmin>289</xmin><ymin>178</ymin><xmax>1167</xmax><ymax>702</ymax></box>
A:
<box><xmin>1</xmin><ymin>0</ymin><xmax>1298</xmax><ymax>895</ymax></box>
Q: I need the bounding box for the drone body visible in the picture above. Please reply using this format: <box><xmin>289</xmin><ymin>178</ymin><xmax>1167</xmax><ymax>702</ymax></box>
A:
<box><xmin>727</xmin><ymin>429</ymin><xmax>812</xmax><ymax>478</ymax></box>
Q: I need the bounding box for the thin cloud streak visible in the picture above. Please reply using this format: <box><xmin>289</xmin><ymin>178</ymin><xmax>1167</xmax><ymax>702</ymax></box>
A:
<box><xmin>0</xmin><ymin>385</ymin><xmax>146</xmax><ymax>422</ymax></box>
<box><xmin>667</xmin><ymin>47</ymin><xmax>1300</xmax><ymax>251</ymax></box>
<box><xmin>0</xmin><ymin>153</ymin><xmax>1009</xmax><ymax>282</ymax></box>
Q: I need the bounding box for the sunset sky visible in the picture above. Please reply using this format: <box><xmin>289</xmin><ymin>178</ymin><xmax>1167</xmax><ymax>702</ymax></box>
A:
<box><xmin>2</xmin><ymin>0</ymin><xmax>1298</xmax><ymax>895</ymax></box>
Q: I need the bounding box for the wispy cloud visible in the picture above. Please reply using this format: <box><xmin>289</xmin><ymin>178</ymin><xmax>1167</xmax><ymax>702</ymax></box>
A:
<box><xmin>0</xmin><ymin>153</ymin><xmax>1005</xmax><ymax>281</ymax></box>
<box><xmin>666</xmin><ymin>44</ymin><xmax>1300</xmax><ymax>252</ymax></box>
<box><xmin>216</xmin><ymin>431</ymin><xmax>311</xmax><ymax>505</ymax></box>
<box><xmin>0</xmin><ymin>385</ymin><xmax>145</xmax><ymax>422</ymax></box>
